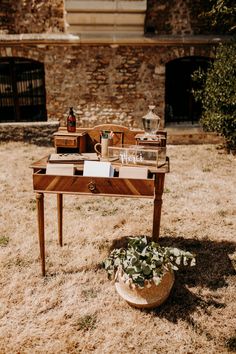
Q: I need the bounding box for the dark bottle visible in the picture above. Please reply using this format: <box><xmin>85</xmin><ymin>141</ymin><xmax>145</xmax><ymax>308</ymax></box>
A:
<box><xmin>67</xmin><ymin>107</ymin><xmax>76</xmax><ymax>132</ymax></box>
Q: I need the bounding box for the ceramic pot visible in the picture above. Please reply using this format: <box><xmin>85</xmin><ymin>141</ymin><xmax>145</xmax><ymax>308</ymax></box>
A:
<box><xmin>115</xmin><ymin>270</ymin><xmax>175</xmax><ymax>309</ymax></box>
<box><xmin>94</xmin><ymin>137</ymin><xmax>113</xmax><ymax>160</ymax></box>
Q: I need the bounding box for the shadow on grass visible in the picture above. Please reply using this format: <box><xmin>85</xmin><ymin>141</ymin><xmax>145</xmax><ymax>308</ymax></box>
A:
<box><xmin>109</xmin><ymin>235</ymin><xmax>236</xmax><ymax>324</ymax></box>
<box><xmin>158</xmin><ymin>236</ymin><xmax>236</xmax><ymax>290</ymax></box>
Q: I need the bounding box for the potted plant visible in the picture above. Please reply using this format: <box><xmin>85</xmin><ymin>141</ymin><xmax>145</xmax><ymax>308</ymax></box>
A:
<box><xmin>103</xmin><ymin>236</ymin><xmax>196</xmax><ymax>309</ymax></box>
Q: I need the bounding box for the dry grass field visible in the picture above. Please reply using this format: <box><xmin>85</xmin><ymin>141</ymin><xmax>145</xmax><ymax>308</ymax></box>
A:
<box><xmin>0</xmin><ymin>141</ymin><xmax>235</xmax><ymax>354</ymax></box>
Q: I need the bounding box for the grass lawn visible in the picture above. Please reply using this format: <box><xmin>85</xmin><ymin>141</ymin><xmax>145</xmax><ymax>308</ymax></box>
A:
<box><xmin>0</xmin><ymin>141</ymin><xmax>235</xmax><ymax>353</ymax></box>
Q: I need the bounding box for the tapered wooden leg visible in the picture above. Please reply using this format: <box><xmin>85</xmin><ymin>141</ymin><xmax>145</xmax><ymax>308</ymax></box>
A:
<box><xmin>36</xmin><ymin>193</ymin><xmax>45</xmax><ymax>276</ymax></box>
<box><xmin>57</xmin><ymin>193</ymin><xmax>63</xmax><ymax>247</ymax></box>
<box><xmin>152</xmin><ymin>174</ymin><xmax>165</xmax><ymax>242</ymax></box>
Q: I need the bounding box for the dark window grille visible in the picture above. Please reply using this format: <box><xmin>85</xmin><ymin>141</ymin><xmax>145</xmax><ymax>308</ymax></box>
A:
<box><xmin>165</xmin><ymin>56</ymin><xmax>212</xmax><ymax>125</ymax></box>
<box><xmin>0</xmin><ymin>57</ymin><xmax>47</xmax><ymax>122</ymax></box>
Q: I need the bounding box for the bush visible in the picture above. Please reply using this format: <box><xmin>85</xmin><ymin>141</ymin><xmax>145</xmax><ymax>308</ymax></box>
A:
<box><xmin>192</xmin><ymin>43</ymin><xmax>236</xmax><ymax>150</ymax></box>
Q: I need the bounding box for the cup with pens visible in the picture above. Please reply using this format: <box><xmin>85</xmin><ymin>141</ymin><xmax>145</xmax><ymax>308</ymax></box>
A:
<box><xmin>94</xmin><ymin>130</ymin><xmax>114</xmax><ymax>160</ymax></box>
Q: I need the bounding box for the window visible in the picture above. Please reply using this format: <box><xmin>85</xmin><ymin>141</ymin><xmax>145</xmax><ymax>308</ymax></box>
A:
<box><xmin>165</xmin><ymin>56</ymin><xmax>212</xmax><ymax>125</ymax></box>
<box><xmin>0</xmin><ymin>57</ymin><xmax>47</xmax><ymax>122</ymax></box>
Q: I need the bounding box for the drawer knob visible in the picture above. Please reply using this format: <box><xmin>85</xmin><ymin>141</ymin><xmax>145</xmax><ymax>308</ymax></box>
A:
<box><xmin>88</xmin><ymin>181</ymin><xmax>96</xmax><ymax>192</ymax></box>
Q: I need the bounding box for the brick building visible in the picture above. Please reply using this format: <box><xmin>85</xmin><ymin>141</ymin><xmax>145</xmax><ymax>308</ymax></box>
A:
<box><xmin>0</xmin><ymin>0</ymin><xmax>231</xmax><ymax>143</ymax></box>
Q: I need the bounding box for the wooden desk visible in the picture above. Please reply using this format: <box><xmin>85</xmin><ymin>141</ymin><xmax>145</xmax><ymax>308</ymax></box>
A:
<box><xmin>31</xmin><ymin>125</ymin><xmax>169</xmax><ymax>276</ymax></box>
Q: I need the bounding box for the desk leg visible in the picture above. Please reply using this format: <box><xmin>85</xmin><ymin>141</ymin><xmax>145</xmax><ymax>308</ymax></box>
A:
<box><xmin>57</xmin><ymin>194</ymin><xmax>63</xmax><ymax>247</ymax></box>
<box><xmin>152</xmin><ymin>174</ymin><xmax>165</xmax><ymax>242</ymax></box>
<box><xmin>36</xmin><ymin>193</ymin><xmax>45</xmax><ymax>276</ymax></box>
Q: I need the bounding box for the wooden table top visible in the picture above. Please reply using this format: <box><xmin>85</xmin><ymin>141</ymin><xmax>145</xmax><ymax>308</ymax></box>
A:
<box><xmin>31</xmin><ymin>155</ymin><xmax>169</xmax><ymax>174</ymax></box>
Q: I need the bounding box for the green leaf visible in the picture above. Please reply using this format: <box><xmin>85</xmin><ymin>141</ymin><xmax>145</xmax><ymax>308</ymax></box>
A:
<box><xmin>141</xmin><ymin>262</ymin><xmax>152</xmax><ymax>276</ymax></box>
<box><xmin>125</xmin><ymin>266</ymin><xmax>137</xmax><ymax>275</ymax></box>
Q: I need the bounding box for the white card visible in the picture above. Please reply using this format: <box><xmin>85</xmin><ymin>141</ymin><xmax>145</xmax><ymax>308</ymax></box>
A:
<box><xmin>46</xmin><ymin>163</ymin><xmax>75</xmax><ymax>176</ymax></box>
<box><xmin>83</xmin><ymin>161</ymin><xmax>114</xmax><ymax>177</ymax></box>
<box><xmin>119</xmin><ymin>166</ymin><xmax>148</xmax><ymax>179</ymax></box>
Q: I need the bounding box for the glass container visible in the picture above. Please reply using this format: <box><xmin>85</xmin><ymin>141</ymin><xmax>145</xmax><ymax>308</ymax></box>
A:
<box><xmin>142</xmin><ymin>105</ymin><xmax>161</xmax><ymax>136</ymax></box>
<box><xmin>108</xmin><ymin>145</ymin><xmax>166</xmax><ymax>167</ymax></box>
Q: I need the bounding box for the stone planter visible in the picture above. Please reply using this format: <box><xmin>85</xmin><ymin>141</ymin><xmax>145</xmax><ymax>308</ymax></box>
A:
<box><xmin>115</xmin><ymin>270</ymin><xmax>175</xmax><ymax>309</ymax></box>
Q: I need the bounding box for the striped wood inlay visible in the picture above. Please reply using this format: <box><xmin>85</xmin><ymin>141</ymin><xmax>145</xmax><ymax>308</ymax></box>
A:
<box><xmin>33</xmin><ymin>173</ymin><xmax>155</xmax><ymax>197</ymax></box>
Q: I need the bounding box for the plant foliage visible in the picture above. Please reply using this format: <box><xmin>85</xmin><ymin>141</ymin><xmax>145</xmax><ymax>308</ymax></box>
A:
<box><xmin>192</xmin><ymin>0</ymin><xmax>236</xmax><ymax>150</ymax></box>
<box><xmin>103</xmin><ymin>236</ymin><xmax>195</xmax><ymax>288</ymax></box>
<box><xmin>204</xmin><ymin>0</ymin><xmax>236</xmax><ymax>34</ymax></box>
<box><xmin>192</xmin><ymin>43</ymin><xmax>236</xmax><ymax>149</ymax></box>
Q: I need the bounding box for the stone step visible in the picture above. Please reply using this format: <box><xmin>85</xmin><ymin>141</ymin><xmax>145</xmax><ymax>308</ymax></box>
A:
<box><xmin>66</xmin><ymin>12</ymin><xmax>145</xmax><ymax>25</ymax></box>
<box><xmin>65</xmin><ymin>0</ymin><xmax>147</xmax><ymax>13</ymax></box>
<box><xmin>67</xmin><ymin>25</ymin><xmax>144</xmax><ymax>35</ymax></box>
<box><xmin>65</xmin><ymin>0</ymin><xmax>147</xmax><ymax>35</ymax></box>
<box><xmin>166</xmin><ymin>126</ymin><xmax>223</xmax><ymax>145</ymax></box>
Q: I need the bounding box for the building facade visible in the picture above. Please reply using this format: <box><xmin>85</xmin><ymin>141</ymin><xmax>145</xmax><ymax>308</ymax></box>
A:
<box><xmin>0</xmin><ymin>0</ymin><xmax>230</xmax><ymax>131</ymax></box>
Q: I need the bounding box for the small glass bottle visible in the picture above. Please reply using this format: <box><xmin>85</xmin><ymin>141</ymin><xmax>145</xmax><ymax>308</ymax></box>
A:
<box><xmin>67</xmin><ymin>107</ymin><xmax>76</xmax><ymax>133</ymax></box>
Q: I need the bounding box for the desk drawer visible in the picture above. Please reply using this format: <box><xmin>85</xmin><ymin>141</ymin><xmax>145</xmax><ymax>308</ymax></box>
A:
<box><xmin>33</xmin><ymin>172</ymin><xmax>154</xmax><ymax>197</ymax></box>
<box><xmin>54</xmin><ymin>136</ymin><xmax>78</xmax><ymax>148</ymax></box>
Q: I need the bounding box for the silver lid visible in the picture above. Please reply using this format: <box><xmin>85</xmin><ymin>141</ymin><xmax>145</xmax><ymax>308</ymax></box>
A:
<box><xmin>143</xmin><ymin>105</ymin><xmax>160</xmax><ymax>121</ymax></box>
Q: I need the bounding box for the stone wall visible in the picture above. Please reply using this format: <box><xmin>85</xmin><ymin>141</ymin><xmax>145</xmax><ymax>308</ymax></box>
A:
<box><xmin>0</xmin><ymin>0</ymin><xmax>65</xmax><ymax>34</ymax></box>
<box><xmin>0</xmin><ymin>122</ymin><xmax>59</xmax><ymax>145</ymax></box>
<box><xmin>0</xmin><ymin>0</ymin><xmax>229</xmax><ymax>141</ymax></box>
<box><xmin>0</xmin><ymin>0</ymin><xmax>15</xmax><ymax>34</ymax></box>
<box><xmin>0</xmin><ymin>122</ymin><xmax>223</xmax><ymax>146</ymax></box>
<box><xmin>0</xmin><ymin>42</ymin><xmax>215</xmax><ymax>129</ymax></box>
<box><xmin>145</xmin><ymin>0</ymin><xmax>223</xmax><ymax>35</ymax></box>
<box><xmin>0</xmin><ymin>0</ymin><xmax>226</xmax><ymax>36</ymax></box>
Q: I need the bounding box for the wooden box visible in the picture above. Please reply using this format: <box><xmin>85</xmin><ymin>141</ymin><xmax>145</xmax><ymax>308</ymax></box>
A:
<box><xmin>53</xmin><ymin>131</ymin><xmax>87</xmax><ymax>153</ymax></box>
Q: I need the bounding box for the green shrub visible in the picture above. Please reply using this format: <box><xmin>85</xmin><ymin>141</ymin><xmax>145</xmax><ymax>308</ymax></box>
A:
<box><xmin>192</xmin><ymin>43</ymin><xmax>236</xmax><ymax>150</ymax></box>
